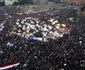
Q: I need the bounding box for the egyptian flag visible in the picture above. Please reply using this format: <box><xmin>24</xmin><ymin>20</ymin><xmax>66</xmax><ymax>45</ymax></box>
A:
<box><xmin>0</xmin><ymin>62</ymin><xmax>20</xmax><ymax>70</ymax></box>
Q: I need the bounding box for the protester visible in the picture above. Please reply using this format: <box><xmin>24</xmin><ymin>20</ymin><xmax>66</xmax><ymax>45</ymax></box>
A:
<box><xmin>0</xmin><ymin>6</ymin><xmax>85</xmax><ymax>70</ymax></box>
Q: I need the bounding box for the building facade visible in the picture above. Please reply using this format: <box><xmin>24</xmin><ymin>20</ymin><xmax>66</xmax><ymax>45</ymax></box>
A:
<box><xmin>61</xmin><ymin>0</ymin><xmax>85</xmax><ymax>5</ymax></box>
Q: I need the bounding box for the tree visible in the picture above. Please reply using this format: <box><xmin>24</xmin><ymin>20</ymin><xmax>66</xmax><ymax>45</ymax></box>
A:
<box><xmin>13</xmin><ymin>1</ymin><xmax>19</xmax><ymax>5</ymax></box>
<box><xmin>18</xmin><ymin>0</ymin><xmax>33</xmax><ymax>5</ymax></box>
<box><xmin>0</xmin><ymin>0</ymin><xmax>5</xmax><ymax>6</ymax></box>
<box><xmin>80</xmin><ymin>6</ymin><xmax>85</xmax><ymax>12</ymax></box>
<box><xmin>48</xmin><ymin>0</ymin><xmax>60</xmax><ymax>3</ymax></box>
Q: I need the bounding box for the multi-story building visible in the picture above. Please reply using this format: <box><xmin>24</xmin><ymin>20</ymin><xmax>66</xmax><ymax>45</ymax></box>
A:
<box><xmin>61</xmin><ymin>0</ymin><xmax>85</xmax><ymax>5</ymax></box>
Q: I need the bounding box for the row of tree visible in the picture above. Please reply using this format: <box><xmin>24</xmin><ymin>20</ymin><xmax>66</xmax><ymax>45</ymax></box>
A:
<box><xmin>80</xmin><ymin>6</ymin><xmax>85</xmax><ymax>12</ymax></box>
<box><xmin>0</xmin><ymin>0</ymin><xmax>33</xmax><ymax>6</ymax></box>
<box><xmin>48</xmin><ymin>0</ymin><xmax>60</xmax><ymax>3</ymax></box>
<box><xmin>0</xmin><ymin>1</ymin><xmax>5</xmax><ymax>6</ymax></box>
<box><xmin>13</xmin><ymin>0</ymin><xmax>33</xmax><ymax>5</ymax></box>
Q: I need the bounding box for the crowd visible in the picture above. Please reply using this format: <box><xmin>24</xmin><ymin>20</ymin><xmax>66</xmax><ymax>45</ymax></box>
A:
<box><xmin>0</xmin><ymin>6</ymin><xmax>85</xmax><ymax>70</ymax></box>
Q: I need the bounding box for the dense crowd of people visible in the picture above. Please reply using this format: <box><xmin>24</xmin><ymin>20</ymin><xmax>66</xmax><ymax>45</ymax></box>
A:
<box><xmin>0</xmin><ymin>6</ymin><xmax>85</xmax><ymax>70</ymax></box>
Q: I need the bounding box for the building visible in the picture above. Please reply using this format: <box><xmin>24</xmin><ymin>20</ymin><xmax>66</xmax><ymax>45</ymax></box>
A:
<box><xmin>33</xmin><ymin>0</ymin><xmax>48</xmax><ymax>4</ymax></box>
<box><xmin>61</xmin><ymin>0</ymin><xmax>85</xmax><ymax>5</ymax></box>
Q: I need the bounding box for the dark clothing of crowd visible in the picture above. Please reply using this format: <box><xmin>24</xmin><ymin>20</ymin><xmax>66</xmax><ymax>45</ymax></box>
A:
<box><xmin>0</xmin><ymin>6</ymin><xmax>85</xmax><ymax>70</ymax></box>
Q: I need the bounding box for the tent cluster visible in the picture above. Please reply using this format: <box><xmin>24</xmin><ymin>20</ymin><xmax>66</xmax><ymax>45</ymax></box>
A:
<box><xmin>10</xmin><ymin>15</ymin><xmax>71</xmax><ymax>42</ymax></box>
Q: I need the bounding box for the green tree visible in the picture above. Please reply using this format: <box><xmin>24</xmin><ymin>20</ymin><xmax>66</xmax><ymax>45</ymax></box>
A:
<box><xmin>18</xmin><ymin>0</ymin><xmax>33</xmax><ymax>5</ymax></box>
<box><xmin>13</xmin><ymin>1</ymin><xmax>19</xmax><ymax>5</ymax></box>
<box><xmin>0</xmin><ymin>0</ymin><xmax>5</xmax><ymax>6</ymax></box>
<box><xmin>80</xmin><ymin>6</ymin><xmax>85</xmax><ymax>12</ymax></box>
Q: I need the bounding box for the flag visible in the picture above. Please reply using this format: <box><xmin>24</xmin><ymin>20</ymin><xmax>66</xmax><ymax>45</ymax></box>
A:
<box><xmin>29</xmin><ymin>35</ymin><xmax>37</xmax><ymax>40</ymax></box>
<box><xmin>0</xmin><ymin>62</ymin><xmax>20</xmax><ymax>70</ymax></box>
